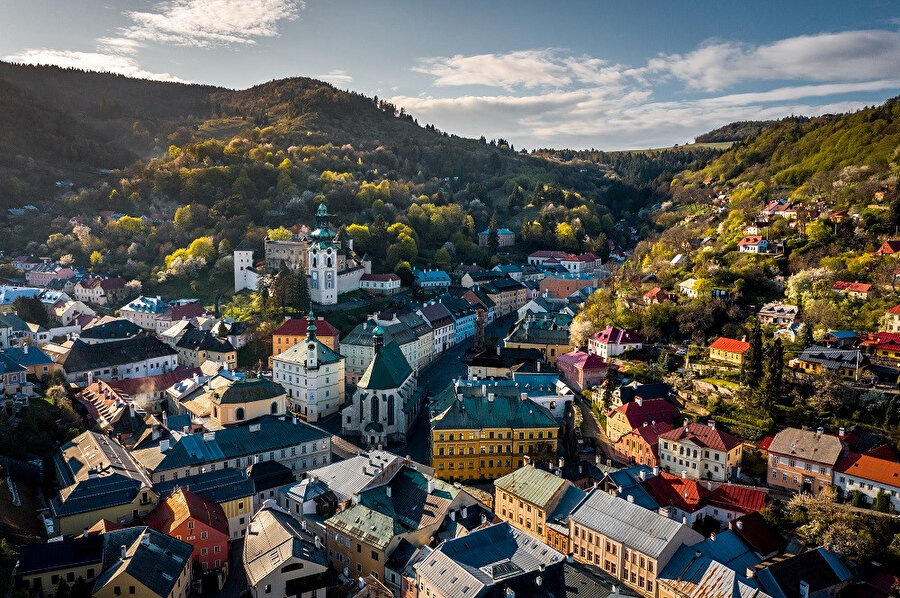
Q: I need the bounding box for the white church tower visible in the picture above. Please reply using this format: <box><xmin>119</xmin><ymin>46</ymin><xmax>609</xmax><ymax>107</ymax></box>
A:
<box><xmin>234</xmin><ymin>241</ymin><xmax>259</xmax><ymax>293</ymax></box>
<box><xmin>308</xmin><ymin>202</ymin><xmax>339</xmax><ymax>305</ymax></box>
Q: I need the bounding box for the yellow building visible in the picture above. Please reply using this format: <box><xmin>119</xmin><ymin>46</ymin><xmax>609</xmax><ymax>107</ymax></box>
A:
<box><xmin>503</xmin><ymin>315</ymin><xmax>574</xmax><ymax>365</ymax></box>
<box><xmin>326</xmin><ymin>504</ymin><xmax>398</xmax><ymax>582</ymax></box>
<box><xmin>174</xmin><ymin>372</ymin><xmax>287</xmax><ymax>429</ymax></box>
<box><xmin>16</xmin><ymin>534</ymin><xmax>104</xmax><ymax>598</ymax></box>
<box><xmin>494</xmin><ymin>464</ymin><xmax>581</xmax><ymax>554</ymax></box>
<box><xmin>269</xmin><ymin>316</ymin><xmax>340</xmax><ymax>368</ymax></box>
<box><xmin>175</xmin><ymin>329</ymin><xmax>237</xmax><ymax>369</ymax></box>
<box><xmin>51</xmin><ymin>431</ymin><xmax>158</xmax><ymax>536</ymax></box>
<box><xmin>708</xmin><ymin>337</ymin><xmax>750</xmax><ymax>366</ymax></box>
<box><xmin>430</xmin><ymin>381</ymin><xmax>560</xmax><ymax>482</ymax></box>
<box><xmin>790</xmin><ymin>346</ymin><xmax>867</xmax><ymax>381</ymax></box>
<box><xmin>92</xmin><ymin>527</ymin><xmax>193</xmax><ymax>598</ymax></box>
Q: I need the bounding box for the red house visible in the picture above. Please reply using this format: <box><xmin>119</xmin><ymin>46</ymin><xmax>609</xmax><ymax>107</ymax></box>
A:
<box><xmin>611</xmin><ymin>421</ymin><xmax>673</xmax><ymax>467</ymax></box>
<box><xmin>144</xmin><ymin>488</ymin><xmax>230</xmax><ymax>577</ymax></box>
<box><xmin>556</xmin><ymin>350</ymin><xmax>608</xmax><ymax>391</ymax></box>
<box><xmin>876</xmin><ymin>240</ymin><xmax>900</xmax><ymax>255</ymax></box>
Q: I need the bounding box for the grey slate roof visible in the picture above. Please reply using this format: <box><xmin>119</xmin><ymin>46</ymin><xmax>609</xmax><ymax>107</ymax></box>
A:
<box><xmin>16</xmin><ymin>534</ymin><xmax>104</xmax><ymax>575</ymax></box>
<box><xmin>150</xmin><ymin>416</ymin><xmax>330</xmax><ymax>473</ymax></box>
<box><xmin>93</xmin><ymin>527</ymin><xmax>192</xmax><ymax>598</ymax></box>
<box><xmin>243</xmin><ymin>505</ymin><xmax>327</xmax><ymax>586</ymax></box>
<box><xmin>768</xmin><ymin>428</ymin><xmax>843</xmax><ymax>466</ymax></box>
<box><xmin>494</xmin><ymin>465</ymin><xmax>566</xmax><ymax>508</ymax></box>
<box><xmin>79</xmin><ymin>317</ymin><xmax>143</xmax><ymax>341</ymax></box>
<box><xmin>569</xmin><ymin>488</ymin><xmax>703</xmax><ymax>559</ymax></box>
<box><xmin>153</xmin><ymin>468</ymin><xmax>255</xmax><ymax>505</ymax></box>
<box><xmin>414</xmin><ymin>522</ymin><xmax>564</xmax><ymax>598</ymax></box>
<box><xmin>305</xmin><ymin>450</ymin><xmax>402</xmax><ymax>502</ymax></box>
<box><xmin>62</xmin><ymin>337</ymin><xmax>176</xmax><ymax>373</ymax></box>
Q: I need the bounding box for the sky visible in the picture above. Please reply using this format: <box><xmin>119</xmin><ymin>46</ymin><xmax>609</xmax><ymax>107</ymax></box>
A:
<box><xmin>2</xmin><ymin>0</ymin><xmax>900</xmax><ymax>150</ymax></box>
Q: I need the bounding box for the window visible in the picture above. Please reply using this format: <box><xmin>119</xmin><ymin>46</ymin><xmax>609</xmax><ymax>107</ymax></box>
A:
<box><xmin>264</xmin><ymin>585</ymin><xmax>272</xmax><ymax>594</ymax></box>
<box><xmin>372</xmin><ymin>551</ymin><xmax>379</xmax><ymax>560</ymax></box>
<box><xmin>129</xmin><ymin>587</ymin><xmax>135</xmax><ymax>595</ymax></box>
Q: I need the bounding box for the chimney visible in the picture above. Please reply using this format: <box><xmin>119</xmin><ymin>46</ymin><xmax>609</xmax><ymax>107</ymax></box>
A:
<box><xmin>141</xmin><ymin>534</ymin><xmax>150</xmax><ymax>546</ymax></box>
<box><xmin>708</xmin><ymin>420</ymin><xmax>715</xmax><ymax>430</ymax></box>
<box><xmin>159</xmin><ymin>439</ymin><xmax>170</xmax><ymax>452</ymax></box>
<box><xmin>816</xmin><ymin>427</ymin><xmax>824</xmax><ymax>437</ymax></box>
<box><xmin>639</xmin><ymin>470</ymin><xmax>646</xmax><ymax>480</ymax></box>
<box><xmin>681</xmin><ymin>470</ymin><xmax>687</xmax><ymax>479</ymax></box>
<box><xmin>839</xmin><ymin>427</ymin><xmax>845</xmax><ymax>438</ymax></box>
<box><xmin>427</xmin><ymin>479</ymin><xmax>435</xmax><ymax>494</ymax></box>
<box><xmin>524</xmin><ymin>455</ymin><xmax>531</xmax><ymax>465</ymax></box>
<box><xmin>450</xmin><ymin>510</ymin><xmax>456</xmax><ymax>521</ymax></box>
<box><xmin>682</xmin><ymin>516</ymin><xmax>688</xmax><ymax>525</ymax></box>
<box><xmin>635</xmin><ymin>396</ymin><xmax>643</xmax><ymax>407</ymax></box>
<box><xmin>800</xmin><ymin>581</ymin><xmax>810</xmax><ymax>598</ymax></box>
<box><xmin>683</xmin><ymin>417</ymin><xmax>689</xmax><ymax>428</ymax></box>
<box><xmin>462</xmin><ymin>507</ymin><xmax>468</xmax><ymax>519</ymax></box>
<box><xmin>652</xmin><ymin>466</ymin><xmax>660</xmax><ymax>476</ymax></box>
<box><xmin>23</xmin><ymin>344</ymin><xmax>28</xmax><ymax>354</ymax></box>
<box><xmin>627</xmin><ymin>495</ymin><xmax>634</xmax><ymax>503</ymax></box>
<box><xmin>710</xmin><ymin>533</ymin><xmax>716</xmax><ymax>542</ymax></box>
<box><xmin>736</xmin><ymin>520</ymin><xmax>744</xmax><ymax>530</ymax></box>
<box><xmin>120</xmin><ymin>545</ymin><xmax>127</xmax><ymax>560</ymax></box>
<box><xmin>558</xmin><ymin>457</ymin><xmax>565</xmax><ymax>469</ymax></box>
<box><xmin>314</xmin><ymin>536</ymin><xmax>322</xmax><ymax>549</ymax></box>
<box><xmin>83</xmin><ymin>528</ymin><xmax>89</xmax><ymax>537</ymax></box>
<box><xmin>386</xmin><ymin>486</ymin><xmax>392</xmax><ymax>498</ymax></box>
<box><xmin>745</xmin><ymin>567</ymin><xmax>754</xmax><ymax>579</ymax></box>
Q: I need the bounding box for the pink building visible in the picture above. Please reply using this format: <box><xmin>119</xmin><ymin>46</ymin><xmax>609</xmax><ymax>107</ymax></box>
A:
<box><xmin>556</xmin><ymin>350</ymin><xmax>608</xmax><ymax>390</ymax></box>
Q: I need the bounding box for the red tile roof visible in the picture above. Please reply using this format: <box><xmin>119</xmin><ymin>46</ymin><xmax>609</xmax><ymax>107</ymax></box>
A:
<box><xmin>658</xmin><ymin>422</ymin><xmax>743</xmax><ymax>452</ymax></box>
<box><xmin>591</xmin><ymin>326</ymin><xmax>643</xmax><ymax>345</ymax></box>
<box><xmin>709</xmin><ymin>337</ymin><xmax>750</xmax><ymax>354</ymax></box>
<box><xmin>612</xmin><ymin>398</ymin><xmax>680</xmax><ymax>429</ymax></box>
<box><xmin>877</xmin><ymin>240</ymin><xmax>900</xmax><ymax>254</ymax></box>
<box><xmin>886</xmin><ymin>304</ymin><xmax>900</xmax><ymax>315</ymax></box>
<box><xmin>272</xmin><ymin>317</ymin><xmax>339</xmax><ymax>338</ymax></box>
<box><xmin>558</xmin><ymin>350</ymin><xmax>608</xmax><ymax>370</ymax></box>
<box><xmin>835</xmin><ymin>452</ymin><xmax>900</xmax><ymax>489</ymax></box>
<box><xmin>641</xmin><ymin>472</ymin><xmax>766</xmax><ymax>514</ymax></box>
<box><xmin>758</xmin><ymin>436</ymin><xmax>774</xmax><ymax>452</ymax></box>
<box><xmin>162</xmin><ymin>303</ymin><xmax>209</xmax><ymax>321</ymax></box>
<box><xmin>738</xmin><ymin>235</ymin><xmax>764</xmax><ymax>247</ymax></box>
<box><xmin>832</xmin><ymin>281</ymin><xmax>872</xmax><ymax>293</ymax></box>
<box><xmin>631</xmin><ymin>421</ymin><xmax>674</xmax><ymax>445</ymax></box>
<box><xmin>86</xmin><ymin>519</ymin><xmax>122</xmax><ymax>535</ymax></box>
<box><xmin>729</xmin><ymin>511</ymin><xmax>785</xmax><ymax>557</ymax></box>
<box><xmin>108</xmin><ymin>366</ymin><xmax>201</xmax><ymax>396</ymax></box>
<box><xmin>529</xmin><ymin>250</ymin><xmax>570</xmax><ymax>259</ymax></box>
<box><xmin>145</xmin><ymin>488</ymin><xmax>229</xmax><ymax>537</ymax></box>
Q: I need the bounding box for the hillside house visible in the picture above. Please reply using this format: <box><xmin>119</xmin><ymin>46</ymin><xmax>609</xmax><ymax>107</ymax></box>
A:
<box><xmin>832</xmin><ymin>281</ymin><xmax>872</xmax><ymax>300</ymax></box>
<box><xmin>708</xmin><ymin>337</ymin><xmax>750</xmax><ymax>366</ymax></box>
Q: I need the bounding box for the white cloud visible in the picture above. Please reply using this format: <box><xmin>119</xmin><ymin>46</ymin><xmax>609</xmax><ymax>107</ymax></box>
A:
<box><xmin>391</xmin><ymin>80</ymin><xmax>891</xmax><ymax>150</ymax></box>
<box><xmin>316</xmin><ymin>69</ymin><xmax>353</xmax><ymax>86</ymax></box>
<box><xmin>121</xmin><ymin>0</ymin><xmax>304</xmax><ymax>48</ymax></box>
<box><xmin>96</xmin><ymin>37</ymin><xmax>143</xmax><ymax>55</ymax></box>
<box><xmin>648</xmin><ymin>30</ymin><xmax>900</xmax><ymax>91</ymax></box>
<box><xmin>3</xmin><ymin>48</ymin><xmax>186</xmax><ymax>82</ymax></box>
<box><xmin>413</xmin><ymin>49</ymin><xmax>635</xmax><ymax>91</ymax></box>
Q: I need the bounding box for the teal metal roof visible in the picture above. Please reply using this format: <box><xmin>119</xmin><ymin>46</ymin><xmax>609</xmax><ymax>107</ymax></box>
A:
<box><xmin>430</xmin><ymin>382</ymin><xmax>559</xmax><ymax>431</ymax></box>
<box><xmin>358</xmin><ymin>340</ymin><xmax>412</xmax><ymax>390</ymax></box>
<box><xmin>274</xmin><ymin>337</ymin><xmax>344</xmax><ymax>366</ymax></box>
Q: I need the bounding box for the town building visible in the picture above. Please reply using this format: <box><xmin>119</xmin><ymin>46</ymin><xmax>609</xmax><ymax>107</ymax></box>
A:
<box><xmin>493</xmin><ymin>464</ymin><xmax>576</xmax><ymax>546</ymax></box>
<box><xmin>0</xmin><ymin>345</ymin><xmax>58</xmax><ymax>379</ymax></box>
<box><xmin>270</xmin><ymin>315</ymin><xmax>339</xmax><ymax>367</ymax></box>
<box><xmin>754</xmin><ymin>547</ymin><xmax>853</xmax><ymax>598</ymax></box>
<box><xmin>481</xmin><ymin>277</ymin><xmax>528</xmax><ymax>316</ymax></box>
<box><xmin>568</xmin><ymin>487</ymin><xmax>704</xmax><ymax>597</ymax></box>
<box><xmin>171</xmin><ymin>373</ymin><xmax>287</xmax><ymax>429</ymax></box>
<box><xmin>136</xmin><ymin>415</ymin><xmax>332</xmax><ymax>484</ymax></box>
<box><xmin>439</xmin><ymin>295</ymin><xmax>476</xmax><ymax>344</ymax></box>
<box><xmin>757</xmin><ymin>303</ymin><xmax>800</xmax><ymax>327</ymax></box>
<box><xmin>588</xmin><ymin>326</ymin><xmax>644</xmax><ymax>359</ymax></box>
<box><xmin>643</xmin><ymin>287</ymin><xmax>677</xmax><ymax>305</ymax></box>
<box><xmin>656</xmin><ymin>531</ymin><xmax>767</xmax><ymax>598</ymax></box>
<box><xmin>657</xmin><ymin>421</ymin><xmax>744</xmax><ymax>482</ymax></box>
<box><xmin>831</xmin><ymin>280</ymin><xmax>873</xmax><ymax>300</ymax></box>
<box><xmin>79</xmin><ymin>317</ymin><xmax>143</xmax><ymax>344</ymax></box>
<box><xmin>233</xmin><ymin>240</ymin><xmax>260</xmax><ymax>293</ymax></box>
<box><xmin>26</xmin><ymin>262</ymin><xmax>75</xmax><ymax>287</ymax></box>
<box><xmin>155</xmin><ymin>302</ymin><xmax>210</xmax><ymax>335</ymax></box>
<box><xmin>272</xmin><ymin>315</ymin><xmax>345</xmax><ymax>422</ymax></box>
<box><xmin>360</xmin><ymin>273</ymin><xmax>401</xmax><ymax>295</ymax></box>
<box><xmin>62</xmin><ymin>336</ymin><xmax>178</xmax><ymax>385</ymax></box>
<box><xmin>460</xmin><ymin>270</ymin><xmax>504</xmax><ymax>289</ymax></box>
<box><xmin>51</xmin><ymin>431</ymin><xmax>157</xmax><ymax>536</ymax></box>
<box><xmin>15</xmin><ymin>533</ymin><xmax>106</xmax><ymax>598</ymax></box>
<box><xmin>413</xmin><ymin>522</ymin><xmax>565</xmax><ymax>598</ymax></box>
<box><xmin>766</xmin><ymin>427</ymin><xmax>843</xmax><ymax>495</ymax></box>
<box><xmin>341</xmin><ymin>315</ymin><xmax>432</xmax><ymax>384</ymax></box>
<box><xmin>144</xmin><ymin>488</ymin><xmax>230</xmax><ymax>578</ymax></box>
<box><xmin>876</xmin><ymin>239</ymin><xmax>900</xmax><ymax>255</ymax></box>
<box><xmin>342</xmin><ymin>327</ymin><xmax>422</xmax><ymax>445</ymax></box>
<box><xmin>606</xmin><ymin>398</ymin><xmax>680</xmax><ymax>443</ymax></box>
<box><xmin>528</xmin><ymin>250</ymin><xmax>571</xmax><ymax>266</ymax></box>
<box><xmin>153</xmin><ymin>468</ymin><xmax>255</xmax><ymax>540</ymax></box>
<box><xmin>517</xmin><ymin>294</ymin><xmax>575</xmax><ymax>320</ymax></box>
<box><xmin>243</xmin><ymin>503</ymin><xmax>331</xmax><ymax>598</ymax></box>
<box><xmin>642</xmin><ymin>472</ymin><xmax>767</xmax><ymax>526</ymax></box>
<box><xmin>478</xmin><ymin>227</ymin><xmax>515</xmax><ymax>247</ymax></box>
<box><xmin>834</xmin><ymin>451</ymin><xmax>900</xmax><ymax>511</ymax></box>
<box><xmin>611</xmin><ymin>422</ymin><xmax>673</xmax><ymax>468</ymax></box>
<box><xmin>73</xmin><ymin>276</ymin><xmax>127</xmax><ymax>306</ymax></box>
<box><xmin>883</xmin><ymin>304</ymin><xmax>900</xmax><ymax>332</ymax></box>
<box><xmin>504</xmin><ymin>313</ymin><xmax>573</xmax><ymax>365</ymax></box>
<box><xmin>417</xmin><ymin>301</ymin><xmax>455</xmax><ymax>354</ymax></box>
<box><xmin>708</xmin><ymin>337</ymin><xmax>750</xmax><ymax>366</ymax></box>
<box><xmin>430</xmin><ymin>380</ymin><xmax>560</xmax><ymax>482</ymax></box>
<box><xmin>737</xmin><ymin>235</ymin><xmax>769</xmax><ymax>253</ymax></box>
<box><xmin>120</xmin><ymin>296</ymin><xmax>169</xmax><ymax>330</ymax></box>
<box><xmin>538</xmin><ymin>273</ymin><xmax>598</xmax><ymax>300</ymax></box>
<box><xmin>307</xmin><ymin>203</ymin><xmax>372</xmax><ymax>305</ymax></box>
<box><xmin>175</xmin><ymin>327</ymin><xmax>237</xmax><ymax>368</ymax></box>
<box><xmin>464</xmin><ymin>346</ymin><xmax>545</xmax><ymax>379</ymax></box>
<box><xmin>50</xmin><ymin>299</ymin><xmax>96</xmax><ymax>326</ymax></box>
<box><xmin>91</xmin><ymin>527</ymin><xmax>193</xmax><ymax>598</ymax></box>
<box><xmin>790</xmin><ymin>346</ymin><xmax>866</xmax><ymax>381</ymax></box>
<box><xmin>413</xmin><ymin>268</ymin><xmax>451</xmax><ymax>290</ymax></box>
<box><xmin>76</xmin><ymin>366</ymin><xmax>200</xmax><ymax>418</ymax></box>
<box><xmin>556</xmin><ymin>350</ymin><xmax>608</xmax><ymax>390</ymax></box>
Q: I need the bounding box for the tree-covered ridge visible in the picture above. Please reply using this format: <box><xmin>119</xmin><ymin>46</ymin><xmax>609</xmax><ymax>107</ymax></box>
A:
<box><xmin>682</xmin><ymin>99</ymin><xmax>900</xmax><ymax>191</ymax></box>
<box><xmin>694</xmin><ymin>119</ymin><xmax>794</xmax><ymax>143</ymax></box>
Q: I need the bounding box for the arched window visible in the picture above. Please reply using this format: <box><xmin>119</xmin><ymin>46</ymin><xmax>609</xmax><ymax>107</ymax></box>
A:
<box><xmin>327</xmin><ymin>257</ymin><xmax>332</xmax><ymax>268</ymax></box>
<box><xmin>235</xmin><ymin>407</ymin><xmax>245</xmax><ymax>421</ymax></box>
<box><xmin>359</xmin><ymin>394</ymin><xmax>364</xmax><ymax>421</ymax></box>
<box><xmin>387</xmin><ymin>396</ymin><xmax>395</xmax><ymax>426</ymax></box>
<box><xmin>312</xmin><ymin>257</ymin><xmax>317</xmax><ymax>268</ymax></box>
<box><xmin>271</xmin><ymin>401</ymin><xmax>279</xmax><ymax>415</ymax></box>
<box><xmin>371</xmin><ymin>394</ymin><xmax>379</xmax><ymax>422</ymax></box>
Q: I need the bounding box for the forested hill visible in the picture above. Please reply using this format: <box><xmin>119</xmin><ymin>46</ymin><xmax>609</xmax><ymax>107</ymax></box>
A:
<box><xmin>1</xmin><ymin>62</ymin><xmax>717</xmax><ymax>300</ymax></box>
<box><xmin>679</xmin><ymin>99</ymin><xmax>900</xmax><ymax>193</ymax></box>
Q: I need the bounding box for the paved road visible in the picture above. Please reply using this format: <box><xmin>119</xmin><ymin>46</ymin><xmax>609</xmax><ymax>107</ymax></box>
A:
<box><xmin>573</xmin><ymin>392</ymin><xmax>617</xmax><ymax>464</ymax></box>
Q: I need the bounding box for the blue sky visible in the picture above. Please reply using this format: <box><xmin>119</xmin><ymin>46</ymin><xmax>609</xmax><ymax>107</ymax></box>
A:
<box><xmin>3</xmin><ymin>0</ymin><xmax>900</xmax><ymax>150</ymax></box>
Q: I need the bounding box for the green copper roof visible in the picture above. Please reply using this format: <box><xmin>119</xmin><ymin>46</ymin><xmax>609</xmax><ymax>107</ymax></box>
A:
<box><xmin>325</xmin><ymin>504</ymin><xmax>400</xmax><ymax>550</ymax></box>
<box><xmin>430</xmin><ymin>383</ymin><xmax>559</xmax><ymax>431</ymax></box>
<box><xmin>274</xmin><ymin>338</ymin><xmax>344</xmax><ymax>366</ymax></box>
<box><xmin>494</xmin><ymin>465</ymin><xmax>566</xmax><ymax>508</ymax></box>
<box><xmin>358</xmin><ymin>339</ymin><xmax>412</xmax><ymax>390</ymax></box>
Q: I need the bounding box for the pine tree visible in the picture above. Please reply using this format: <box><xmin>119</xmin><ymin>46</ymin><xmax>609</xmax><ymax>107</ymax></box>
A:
<box><xmin>294</xmin><ymin>265</ymin><xmax>310</xmax><ymax>312</ymax></box>
<box><xmin>741</xmin><ymin>322</ymin><xmax>764</xmax><ymax>387</ymax></box>
<box><xmin>760</xmin><ymin>338</ymin><xmax>784</xmax><ymax>414</ymax></box>
<box><xmin>488</xmin><ymin>213</ymin><xmax>499</xmax><ymax>255</ymax></box>
<box><xmin>799</xmin><ymin>322</ymin><xmax>814</xmax><ymax>348</ymax></box>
